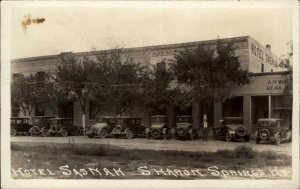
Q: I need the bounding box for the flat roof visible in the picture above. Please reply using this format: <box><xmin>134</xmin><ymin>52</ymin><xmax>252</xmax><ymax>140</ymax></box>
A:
<box><xmin>11</xmin><ymin>36</ymin><xmax>249</xmax><ymax>63</ymax></box>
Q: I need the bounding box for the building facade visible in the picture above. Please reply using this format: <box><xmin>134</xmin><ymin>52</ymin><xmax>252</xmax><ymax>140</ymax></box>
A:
<box><xmin>11</xmin><ymin>36</ymin><xmax>292</xmax><ymax>132</ymax></box>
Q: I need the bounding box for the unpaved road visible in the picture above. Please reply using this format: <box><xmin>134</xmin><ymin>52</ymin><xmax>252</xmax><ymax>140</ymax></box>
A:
<box><xmin>11</xmin><ymin>136</ymin><xmax>292</xmax><ymax>155</ymax></box>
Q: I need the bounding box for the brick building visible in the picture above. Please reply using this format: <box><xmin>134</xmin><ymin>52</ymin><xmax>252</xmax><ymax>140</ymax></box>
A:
<box><xmin>11</xmin><ymin>36</ymin><xmax>292</xmax><ymax>132</ymax></box>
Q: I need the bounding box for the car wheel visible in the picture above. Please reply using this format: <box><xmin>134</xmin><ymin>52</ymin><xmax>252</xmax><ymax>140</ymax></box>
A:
<box><xmin>30</xmin><ymin>126</ymin><xmax>40</xmax><ymax>137</ymax></box>
<box><xmin>78</xmin><ymin>128</ymin><xmax>84</xmax><ymax>136</ymax></box>
<box><xmin>99</xmin><ymin>129</ymin><xmax>107</xmax><ymax>138</ymax></box>
<box><xmin>275</xmin><ymin>135</ymin><xmax>281</xmax><ymax>146</ymax></box>
<box><xmin>126</xmin><ymin>130</ymin><xmax>134</xmax><ymax>139</ymax></box>
<box><xmin>10</xmin><ymin>128</ymin><xmax>17</xmax><ymax>136</ymax></box>
<box><xmin>256</xmin><ymin>138</ymin><xmax>261</xmax><ymax>144</ymax></box>
<box><xmin>225</xmin><ymin>132</ymin><xmax>232</xmax><ymax>142</ymax></box>
<box><xmin>41</xmin><ymin>128</ymin><xmax>49</xmax><ymax>137</ymax></box>
<box><xmin>244</xmin><ymin>135</ymin><xmax>250</xmax><ymax>142</ymax></box>
<box><xmin>87</xmin><ymin>133</ymin><xmax>95</xmax><ymax>138</ymax></box>
<box><xmin>60</xmin><ymin>129</ymin><xmax>69</xmax><ymax>137</ymax></box>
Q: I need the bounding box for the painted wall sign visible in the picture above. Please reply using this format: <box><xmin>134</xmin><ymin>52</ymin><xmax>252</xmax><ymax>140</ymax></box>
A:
<box><xmin>250</xmin><ymin>43</ymin><xmax>279</xmax><ymax>67</ymax></box>
<box><xmin>266</xmin><ymin>79</ymin><xmax>288</xmax><ymax>91</ymax></box>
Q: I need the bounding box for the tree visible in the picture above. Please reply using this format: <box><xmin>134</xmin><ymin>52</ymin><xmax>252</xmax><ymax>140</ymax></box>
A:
<box><xmin>11</xmin><ymin>74</ymin><xmax>40</xmax><ymax>116</ymax></box>
<box><xmin>92</xmin><ymin>48</ymin><xmax>149</xmax><ymax>116</ymax></box>
<box><xmin>142</xmin><ymin>60</ymin><xmax>175</xmax><ymax>115</ymax></box>
<box><xmin>55</xmin><ymin>53</ymin><xmax>98</xmax><ymax>130</ymax></box>
<box><xmin>38</xmin><ymin>72</ymin><xmax>76</xmax><ymax>117</ymax></box>
<box><xmin>173</xmin><ymin>38</ymin><xmax>250</xmax><ymax>114</ymax></box>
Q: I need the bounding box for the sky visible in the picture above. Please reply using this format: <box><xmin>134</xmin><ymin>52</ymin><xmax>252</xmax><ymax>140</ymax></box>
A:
<box><xmin>10</xmin><ymin>2</ymin><xmax>294</xmax><ymax>59</ymax></box>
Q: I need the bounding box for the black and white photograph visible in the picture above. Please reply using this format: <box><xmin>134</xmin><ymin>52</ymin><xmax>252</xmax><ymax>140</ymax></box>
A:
<box><xmin>1</xmin><ymin>1</ymin><xmax>299</xmax><ymax>189</ymax></box>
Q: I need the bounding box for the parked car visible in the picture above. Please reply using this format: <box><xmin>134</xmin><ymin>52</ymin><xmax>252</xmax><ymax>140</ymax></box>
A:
<box><xmin>175</xmin><ymin>115</ymin><xmax>198</xmax><ymax>140</ymax></box>
<box><xmin>111</xmin><ymin>117</ymin><xmax>146</xmax><ymax>139</ymax></box>
<box><xmin>256</xmin><ymin>118</ymin><xmax>292</xmax><ymax>145</ymax></box>
<box><xmin>30</xmin><ymin>116</ymin><xmax>55</xmax><ymax>136</ymax></box>
<box><xmin>213</xmin><ymin>117</ymin><xmax>250</xmax><ymax>142</ymax></box>
<box><xmin>86</xmin><ymin>116</ymin><xmax>116</xmax><ymax>138</ymax></box>
<box><xmin>10</xmin><ymin>117</ymin><xmax>32</xmax><ymax>136</ymax></box>
<box><xmin>147</xmin><ymin>115</ymin><xmax>169</xmax><ymax>139</ymax></box>
<box><xmin>43</xmin><ymin>118</ymin><xmax>84</xmax><ymax>137</ymax></box>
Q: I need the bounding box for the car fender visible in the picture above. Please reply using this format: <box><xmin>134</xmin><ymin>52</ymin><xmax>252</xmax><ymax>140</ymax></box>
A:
<box><xmin>59</xmin><ymin>127</ymin><xmax>67</xmax><ymax>133</ymax></box>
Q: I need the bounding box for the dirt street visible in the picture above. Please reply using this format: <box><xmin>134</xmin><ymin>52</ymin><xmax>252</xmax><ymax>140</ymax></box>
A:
<box><xmin>11</xmin><ymin>136</ymin><xmax>292</xmax><ymax>155</ymax></box>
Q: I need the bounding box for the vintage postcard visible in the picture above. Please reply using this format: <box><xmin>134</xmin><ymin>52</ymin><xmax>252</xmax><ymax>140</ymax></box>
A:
<box><xmin>1</xmin><ymin>1</ymin><xmax>299</xmax><ymax>189</ymax></box>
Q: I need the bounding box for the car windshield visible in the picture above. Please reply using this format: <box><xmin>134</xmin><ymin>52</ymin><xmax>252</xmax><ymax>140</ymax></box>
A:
<box><xmin>259</xmin><ymin>121</ymin><xmax>270</xmax><ymax>127</ymax></box>
<box><xmin>176</xmin><ymin>117</ymin><xmax>192</xmax><ymax>123</ymax></box>
<box><xmin>117</xmin><ymin>119</ymin><xmax>128</xmax><ymax>124</ymax></box>
<box><xmin>33</xmin><ymin>118</ymin><xmax>42</xmax><ymax>123</ymax></box>
<box><xmin>224</xmin><ymin>118</ymin><xmax>243</xmax><ymax>125</ymax></box>
<box><xmin>151</xmin><ymin>117</ymin><xmax>167</xmax><ymax>123</ymax></box>
<box><xmin>50</xmin><ymin>120</ymin><xmax>61</xmax><ymax>124</ymax></box>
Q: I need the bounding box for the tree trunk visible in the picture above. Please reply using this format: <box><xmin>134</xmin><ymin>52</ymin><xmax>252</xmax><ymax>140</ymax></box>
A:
<box><xmin>82</xmin><ymin>113</ymin><xmax>86</xmax><ymax>131</ymax></box>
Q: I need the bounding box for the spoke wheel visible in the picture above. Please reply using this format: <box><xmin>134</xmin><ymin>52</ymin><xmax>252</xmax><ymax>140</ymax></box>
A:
<box><xmin>99</xmin><ymin>129</ymin><xmax>107</xmax><ymax>138</ymax></box>
<box><xmin>41</xmin><ymin>128</ymin><xmax>49</xmax><ymax>137</ymax></box>
<box><xmin>60</xmin><ymin>129</ymin><xmax>68</xmax><ymax>137</ymax></box>
<box><xmin>10</xmin><ymin>129</ymin><xmax>17</xmax><ymax>136</ymax></box>
<box><xmin>126</xmin><ymin>130</ymin><xmax>133</xmax><ymax>139</ymax></box>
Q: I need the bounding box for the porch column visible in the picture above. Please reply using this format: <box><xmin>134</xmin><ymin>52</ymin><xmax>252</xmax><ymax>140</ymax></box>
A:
<box><xmin>268</xmin><ymin>95</ymin><xmax>272</xmax><ymax>118</ymax></box>
<box><xmin>167</xmin><ymin>104</ymin><xmax>176</xmax><ymax>128</ymax></box>
<box><xmin>243</xmin><ymin>95</ymin><xmax>251</xmax><ymax>130</ymax></box>
<box><xmin>192</xmin><ymin>101</ymin><xmax>201</xmax><ymax>129</ymax></box>
<box><xmin>213</xmin><ymin>100</ymin><xmax>222</xmax><ymax>128</ymax></box>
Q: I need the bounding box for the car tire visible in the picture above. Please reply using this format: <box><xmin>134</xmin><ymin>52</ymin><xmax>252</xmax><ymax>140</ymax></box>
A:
<box><xmin>225</xmin><ymin>132</ymin><xmax>232</xmax><ymax>142</ymax></box>
<box><xmin>10</xmin><ymin>128</ymin><xmax>17</xmax><ymax>136</ymax></box>
<box><xmin>60</xmin><ymin>129</ymin><xmax>69</xmax><ymax>137</ymax></box>
<box><xmin>99</xmin><ymin>129</ymin><xmax>107</xmax><ymax>138</ymax></box>
<box><xmin>126</xmin><ymin>130</ymin><xmax>134</xmax><ymax>139</ymax></box>
<box><xmin>41</xmin><ymin>128</ymin><xmax>49</xmax><ymax>137</ymax></box>
<box><xmin>87</xmin><ymin>133</ymin><xmax>95</xmax><ymax>138</ymax></box>
<box><xmin>275</xmin><ymin>135</ymin><xmax>281</xmax><ymax>146</ymax></box>
<box><xmin>78</xmin><ymin>128</ymin><xmax>84</xmax><ymax>136</ymax></box>
<box><xmin>30</xmin><ymin>126</ymin><xmax>40</xmax><ymax>137</ymax></box>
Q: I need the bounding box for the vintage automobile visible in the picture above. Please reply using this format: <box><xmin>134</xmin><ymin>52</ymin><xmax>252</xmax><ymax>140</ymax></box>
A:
<box><xmin>175</xmin><ymin>115</ymin><xmax>198</xmax><ymax>140</ymax></box>
<box><xmin>111</xmin><ymin>116</ymin><xmax>146</xmax><ymax>139</ymax></box>
<box><xmin>86</xmin><ymin>116</ymin><xmax>116</xmax><ymax>138</ymax></box>
<box><xmin>147</xmin><ymin>115</ymin><xmax>169</xmax><ymax>139</ymax></box>
<box><xmin>43</xmin><ymin>118</ymin><xmax>84</xmax><ymax>137</ymax></box>
<box><xmin>10</xmin><ymin>117</ymin><xmax>33</xmax><ymax>136</ymax></box>
<box><xmin>256</xmin><ymin>118</ymin><xmax>292</xmax><ymax>145</ymax></box>
<box><xmin>213</xmin><ymin>117</ymin><xmax>251</xmax><ymax>142</ymax></box>
<box><xmin>29</xmin><ymin>116</ymin><xmax>55</xmax><ymax>136</ymax></box>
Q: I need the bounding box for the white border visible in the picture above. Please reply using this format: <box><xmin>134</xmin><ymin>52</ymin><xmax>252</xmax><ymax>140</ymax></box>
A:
<box><xmin>1</xmin><ymin>1</ymin><xmax>299</xmax><ymax>189</ymax></box>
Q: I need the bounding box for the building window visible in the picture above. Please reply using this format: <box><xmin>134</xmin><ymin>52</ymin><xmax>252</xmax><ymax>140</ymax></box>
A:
<box><xmin>261</xmin><ymin>63</ymin><xmax>264</xmax><ymax>72</ymax></box>
<box><xmin>12</xmin><ymin>74</ymin><xmax>22</xmax><ymax>81</ymax></box>
<box><xmin>271</xmin><ymin>69</ymin><xmax>273</xmax><ymax>72</ymax></box>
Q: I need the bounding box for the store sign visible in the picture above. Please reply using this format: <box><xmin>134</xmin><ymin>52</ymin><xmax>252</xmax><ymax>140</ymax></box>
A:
<box><xmin>266</xmin><ymin>79</ymin><xmax>288</xmax><ymax>91</ymax></box>
<box><xmin>250</xmin><ymin>43</ymin><xmax>279</xmax><ymax>67</ymax></box>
